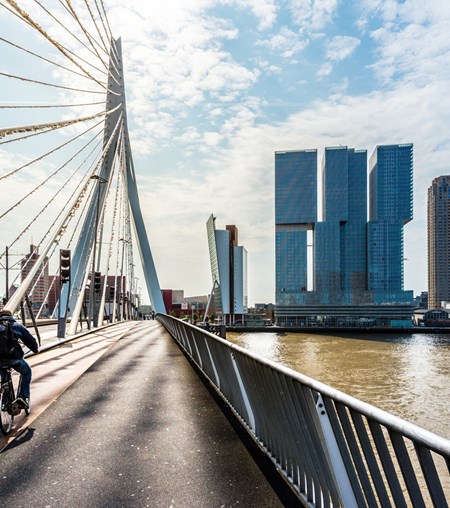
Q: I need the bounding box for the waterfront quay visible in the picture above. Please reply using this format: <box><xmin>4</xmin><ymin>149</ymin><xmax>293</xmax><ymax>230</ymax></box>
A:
<box><xmin>227</xmin><ymin>325</ymin><xmax>450</xmax><ymax>334</ymax></box>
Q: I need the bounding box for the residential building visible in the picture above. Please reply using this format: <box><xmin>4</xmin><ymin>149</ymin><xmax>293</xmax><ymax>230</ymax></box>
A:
<box><xmin>206</xmin><ymin>214</ymin><xmax>248</xmax><ymax>324</ymax></box>
<box><xmin>20</xmin><ymin>245</ymin><xmax>50</xmax><ymax>316</ymax></box>
<box><xmin>428</xmin><ymin>175</ymin><xmax>450</xmax><ymax>309</ymax></box>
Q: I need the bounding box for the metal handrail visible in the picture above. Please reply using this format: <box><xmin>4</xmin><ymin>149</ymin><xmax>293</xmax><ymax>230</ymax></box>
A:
<box><xmin>158</xmin><ymin>314</ymin><xmax>450</xmax><ymax>508</ymax></box>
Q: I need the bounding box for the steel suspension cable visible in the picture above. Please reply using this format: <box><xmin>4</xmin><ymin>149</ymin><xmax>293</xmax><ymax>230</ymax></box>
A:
<box><xmin>105</xmin><ymin>150</ymin><xmax>123</xmax><ymax>277</ymax></box>
<box><xmin>4</xmin><ymin>0</ymin><xmax>108</xmax><ymax>89</ymax></box>
<box><xmin>0</xmin><ymin>100</ymin><xmax>106</xmax><ymax>109</ymax></box>
<box><xmin>1</xmin><ymin>136</ymin><xmax>103</xmax><ymax>257</ymax></box>
<box><xmin>98</xmin><ymin>0</ymin><xmax>119</xmax><ymax>67</ymax></box>
<box><xmin>0</xmin><ymin>103</ymin><xmax>119</xmax><ymax>139</ymax></box>
<box><xmin>0</xmin><ymin>116</ymin><xmax>106</xmax><ymax>180</ymax></box>
<box><xmin>98</xmin><ymin>0</ymin><xmax>114</xmax><ymax>44</ymax></box>
<box><xmin>37</xmin><ymin>257</ymin><xmax>59</xmax><ymax>318</ymax></box>
<box><xmin>115</xmin><ymin>157</ymin><xmax>126</xmax><ymax>318</ymax></box>
<box><xmin>63</xmin><ymin>0</ymin><xmax>121</xmax><ymax>86</ymax></box>
<box><xmin>55</xmin><ymin>0</ymin><xmax>120</xmax><ymax>84</ymax></box>
<box><xmin>0</xmin><ymin>125</ymin><xmax>106</xmax><ymax>220</ymax></box>
<box><xmin>115</xmin><ymin>134</ymin><xmax>129</xmax><ymax>315</ymax></box>
<box><xmin>0</xmin><ymin>71</ymin><xmax>106</xmax><ymax>95</ymax></box>
<box><xmin>93</xmin><ymin>0</ymin><xmax>120</xmax><ymax>69</ymax></box>
<box><xmin>4</xmin><ymin>114</ymin><xmax>122</xmax><ymax>313</ymax></box>
<box><xmin>32</xmin><ymin>0</ymin><xmax>109</xmax><ymax>69</ymax></box>
<box><xmin>0</xmin><ymin>106</ymin><xmax>110</xmax><ymax>146</ymax></box>
<box><xmin>7</xmin><ymin>122</ymin><xmax>112</xmax><ymax>289</ymax></box>
<box><xmin>89</xmin><ymin>0</ymin><xmax>121</xmax><ymax>78</ymax></box>
<box><xmin>121</xmin><ymin>156</ymin><xmax>134</xmax><ymax>307</ymax></box>
<box><xmin>95</xmin><ymin>126</ymin><xmax>125</xmax><ymax>277</ymax></box>
<box><xmin>0</xmin><ymin>37</ymin><xmax>107</xmax><ymax>83</ymax></box>
<box><xmin>37</xmin><ymin>250</ymin><xmax>62</xmax><ymax>318</ymax></box>
<box><xmin>0</xmin><ymin>125</ymin><xmax>73</xmax><ymax>146</ymax></box>
<box><xmin>66</xmin><ymin>174</ymin><xmax>97</xmax><ymax>248</ymax></box>
<box><xmin>0</xmin><ymin>0</ymin><xmax>106</xmax><ymax>78</ymax></box>
<box><xmin>28</xmin><ymin>244</ymin><xmax>56</xmax><ymax>300</ymax></box>
<box><xmin>63</xmin><ymin>0</ymin><xmax>109</xmax><ymax>73</ymax></box>
<box><xmin>8</xmin><ymin>161</ymin><xmax>97</xmax><ymax>290</ymax></box>
<box><xmin>82</xmin><ymin>0</ymin><xmax>109</xmax><ymax>54</ymax></box>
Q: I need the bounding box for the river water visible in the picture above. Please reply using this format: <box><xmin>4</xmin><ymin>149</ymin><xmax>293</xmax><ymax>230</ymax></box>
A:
<box><xmin>226</xmin><ymin>331</ymin><xmax>450</xmax><ymax>440</ymax></box>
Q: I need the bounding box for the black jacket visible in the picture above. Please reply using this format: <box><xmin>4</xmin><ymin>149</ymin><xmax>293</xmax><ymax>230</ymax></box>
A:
<box><xmin>0</xmin><ymin>315</ymin><xmax>39</xmax><ymax>364</ymax></box>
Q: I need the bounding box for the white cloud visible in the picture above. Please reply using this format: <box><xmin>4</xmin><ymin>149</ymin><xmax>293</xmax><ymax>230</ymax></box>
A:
<box><xmin>288</xmin><ymin>0</ymin><xmax>338</xmax><ymax>31</ymax></box>
<box><xmin>3</xmin><ymin>0</ymin><xmax>450</xmax><ymax>304</ymax></box>
<box><xmin>255</xmin><ymin>57</ymin><xmax>282</xmax><ymax>76</ymax></box>
<box><xmin>326</xmin><ymin>35</ymin><xmax>361</xmax><ymax>61</ymax></box>
<box><xmin>257</xmin><ymin>26</ymin><xmax>308</xmax><ymax>58</ymax></box>
<box><xmin>223</xmin><ymin>0</ymin><xmax>278</xmax><ymax>30</ymax></box>
<box><xmin>141</xmin><ymin>76</ymin><xmax>450</xmax><ymax>301</ymax></box>
<box><xmin>366</xmin><ymin>0</ymin><xmax>450</xmax><ymax>86</ymax></box>
<box><xmin>203</xmin><ymin>131</ymin><xmax>222</xmax><ymax>146</ymax></box>
<box><xmin>317</xmin><ymin>62</ymin><xmax>332</xmax><ymax>77</ymax></box>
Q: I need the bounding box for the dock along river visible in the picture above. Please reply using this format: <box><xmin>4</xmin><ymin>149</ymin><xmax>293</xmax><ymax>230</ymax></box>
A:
<box><xmin>226</xmin><ymin>331</ymin><xmax>450</xmax><ymax>439</ymax></box>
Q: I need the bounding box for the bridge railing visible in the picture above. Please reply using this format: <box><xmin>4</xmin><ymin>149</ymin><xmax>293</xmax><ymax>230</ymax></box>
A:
<box><xmin>157</xmin><ymin>314</ymin><xmax>450</xmax><ymax>508</ymax></box>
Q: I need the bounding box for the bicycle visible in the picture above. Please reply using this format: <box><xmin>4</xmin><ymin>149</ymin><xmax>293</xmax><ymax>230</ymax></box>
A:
<box><xmin>0</xmin><ymin>366</ymin><xmax>29</xmax><ymax>435</ymax></box>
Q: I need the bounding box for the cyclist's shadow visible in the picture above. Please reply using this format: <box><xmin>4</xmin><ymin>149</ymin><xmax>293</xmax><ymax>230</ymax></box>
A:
<box><xmin>0</xmin><ymin>427</ymin><xmax>35</xmax><ymax>453</ymax></box>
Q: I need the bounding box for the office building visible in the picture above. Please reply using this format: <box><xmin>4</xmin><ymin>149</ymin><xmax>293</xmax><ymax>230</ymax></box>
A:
<box><xmin>315</xmin><ymin>147</ymin><xmax>367</xmax><ymax>297</ymax></box>
<box><xmin>368</xmin><ymin>144</ymin><xmax>413</xmax><ymax>294</ymax></box>
<box><xmin>275</xmin><ymin>149</ymin><xmax>317</xmax><ymax>297</ymax></box>
<box><xmin>206</xmin><ymin>214</ymin><xmax>248</xmax><ymax>323</ymax></box>
<box><xmin>275</xmin><ymin>144</ymin><xmax>414</xmax><ymax>326</ymax></box>
<box><xmin>428</xmin><ymin>175</ymin><xmax>450</xmax><ymax>309</ymax></box>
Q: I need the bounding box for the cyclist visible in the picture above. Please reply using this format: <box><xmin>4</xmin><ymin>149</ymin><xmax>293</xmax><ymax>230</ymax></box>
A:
<box><xmin>0</xmin><ymin>309</ymin><xmax>39</xmax><ymax>413</ymax></box>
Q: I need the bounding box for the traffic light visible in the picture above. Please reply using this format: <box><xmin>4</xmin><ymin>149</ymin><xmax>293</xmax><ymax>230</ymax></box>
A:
<box><xmin>109</xmin><ymin>286</ymin><xmax>115</xmax><ymax>298</ymax></box>
<box><xmin>60</xmin><ymin>249</ymin><xmax>71</xmax><ymax>284</ymax></box>
<box><xmin>94</xmin><ymin>272</ymin><xmax>101</xmax><ymax>293</ymax></box>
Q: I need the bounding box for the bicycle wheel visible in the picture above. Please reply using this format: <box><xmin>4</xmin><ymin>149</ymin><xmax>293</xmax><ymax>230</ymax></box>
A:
<box><xmin>0</xmin><ymin>381</ymin><xmax>14</xmax><ymax>435</ymax></box>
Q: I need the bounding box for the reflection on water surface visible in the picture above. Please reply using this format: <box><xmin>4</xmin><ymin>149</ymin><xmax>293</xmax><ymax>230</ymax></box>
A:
<box><xmin>226</xmin><ymin>331</ymin><xmax>450</xmax><ymax>439</ymax></box>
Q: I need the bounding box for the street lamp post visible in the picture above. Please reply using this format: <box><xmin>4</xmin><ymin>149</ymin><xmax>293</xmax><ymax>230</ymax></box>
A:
<box><xmin>89</xmin><ymin>175</ymin><xmax>108</xmax><ymax>327</ymax></box>
<box><xmin>118</xmin><ymin>237</ymin><xmax>128</xmax><ymax>321</ymax></box>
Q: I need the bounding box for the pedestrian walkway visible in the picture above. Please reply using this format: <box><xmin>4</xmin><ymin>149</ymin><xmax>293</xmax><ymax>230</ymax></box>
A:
<box><xmin>0</xmin><ymin>321</ymin><xmax>285</xmax><ymax>507</ymax></box>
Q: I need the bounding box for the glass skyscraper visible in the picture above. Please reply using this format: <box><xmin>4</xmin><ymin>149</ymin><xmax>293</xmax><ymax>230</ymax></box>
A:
<box><xmin>275</xmin><ymin>150</ymin><xmax>317</xmax><ymax>298</ymax></box>
<box><xmin>206</xmin><ymin>214</ymin><xmax>248</xmax><ymax>323</ymax></box>
<box><xmin>368</xmin><ymin>144</ymin><xmax>413</xmax><ymax>294</ymax></box>
<box><xmin>427</xmin><ymin>175</ymin><xmax>450</xmax><ymax>309</ymax></box>
<box><xmin>275</xmin><ymin>144</ymin><xmax>414</xmax><ymax>325</ymax></box>
<box><xmin>315</xmin><ymin>147</ymin><xmax>367</xmax><ymax>297</ymax></box>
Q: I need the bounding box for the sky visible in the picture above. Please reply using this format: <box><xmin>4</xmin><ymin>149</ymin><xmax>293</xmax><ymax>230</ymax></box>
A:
<box><xmin>2</xmin><ymin>0</ymin><xmax>450</xmax><ymax>306</ymax></box>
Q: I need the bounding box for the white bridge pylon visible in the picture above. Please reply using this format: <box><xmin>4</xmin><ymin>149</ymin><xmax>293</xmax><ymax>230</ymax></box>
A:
<box><xmin>3</xmin><ymin>34</ymin><xmax>165</xmax><ymax>327</ymax></box>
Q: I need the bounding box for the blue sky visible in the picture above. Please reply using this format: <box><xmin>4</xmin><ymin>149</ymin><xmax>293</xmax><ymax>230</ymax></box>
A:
<box><xmin>2</xmin><ymin>0</ymin><xmax>450</xmax><ymax>305</ymax></box>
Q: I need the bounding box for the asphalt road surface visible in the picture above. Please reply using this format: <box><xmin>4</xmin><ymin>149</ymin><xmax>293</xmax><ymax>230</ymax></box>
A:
<box><xmin>0</xmin><ymin>321</ymin><xmax>285</xmax><ymax>507</ymax></box>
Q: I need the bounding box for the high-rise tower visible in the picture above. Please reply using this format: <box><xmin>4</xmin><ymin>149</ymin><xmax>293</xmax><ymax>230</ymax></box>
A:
<box><xmin>368</xmin><ymin>144</ymin><xmax>413</xmax><ymax>293</ymax></box>
<box><xmin>206</xmin><ymin>215</ymin><xmax>248</xmax><ymax>323</ymax></box>
<box><xmin>315</xmin><ymin>147</ymin><xmax>367</xmax><ymax>297</ymax></box>
<box><xmin>275</xmin><ymin>150</ymin><xmax>317</xmax><ymax>301</ymax></box>
<box><xmin>427</xmin><ymin>175</ymin><xmax>450</xmax><ymax>309</ymax></box>
<box><xmin>274</xmin><ymin>144</ymin><xmax>414</xmax><ymax>326</ymax></box>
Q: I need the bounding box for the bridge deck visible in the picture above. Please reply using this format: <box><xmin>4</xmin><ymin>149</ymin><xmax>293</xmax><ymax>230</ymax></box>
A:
<box><xmin>0</xmin><ymin>321</ymin><xmax>284</xmax><ymax>507</ymax></box>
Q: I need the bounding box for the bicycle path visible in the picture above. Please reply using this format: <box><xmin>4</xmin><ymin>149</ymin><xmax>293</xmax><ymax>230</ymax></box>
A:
<box><xmin>0</xmin><ymin>321</ymin><xmax>135</xmax><ymax>450</ymax></box>
<box><xmin>0</xmin><ymin>320</ymin><xmax>285</xmax><ymax>507</ymax></box>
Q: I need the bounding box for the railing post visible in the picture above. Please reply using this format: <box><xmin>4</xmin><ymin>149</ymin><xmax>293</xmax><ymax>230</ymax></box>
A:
<box><xmin>314</xmin><ymin>394</ymin><xmax>358</xmax><ymax>507</ymax></box>
<box><xmin>230</xmin><ymin>352</ymin><xmax>256</xmax><ymax>431</ymax></box>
